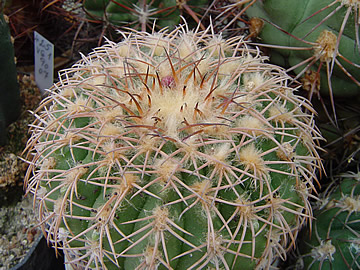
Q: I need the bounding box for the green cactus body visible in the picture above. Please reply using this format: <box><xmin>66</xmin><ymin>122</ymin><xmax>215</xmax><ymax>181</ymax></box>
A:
<box><xmin>25</xmin><ymin>23</ymin><xmax>323</xmax><ymax>269</ymax></box>
<box><xmin>316</xmin><ymin>100</ymin><xmax>360</xmax><ymax>170</ymax></box>
<box><xmin>0</xmin><ymin>12</ymin><xmax>20</xmax><ymax>145</ymax></box>
<box><xmin>298</xmin><ymin>172</ymin><xmax>360</xmax><ymax>269</ymax></box>
<box><xmin>84</xmin><ymin>0</ymin><xmax>207</xmax><ymax>31</ymax></box>
<box><xmin>245</xmin><ymin>0</ymin><xmax>360</xmax><ymax>98</ymax></box>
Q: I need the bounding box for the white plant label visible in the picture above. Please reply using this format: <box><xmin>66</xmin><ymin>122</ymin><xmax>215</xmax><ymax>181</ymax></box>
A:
<box><xmin>34</xmin><ymin>31</ymin><xmax>54</xmax><ymax>94</ymax></box>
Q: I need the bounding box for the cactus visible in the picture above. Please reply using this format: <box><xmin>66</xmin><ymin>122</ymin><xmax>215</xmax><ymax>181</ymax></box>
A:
<box><xmin>317</xmin><ymin>100</ymin><xmax>360</xmax><ymax>172</ymax></box>
<box><xmin>210</xmin><ymin>0</ymin><xmax>258</xmax><ymax>34</ymax></box>
<box><xmin>242</xmin><ymin>0</ymin><xmax>360</xmax><ymax>123</ymax></box>
<box><xmin>24</xmin><ymin>22</ymin><xmax>323</xmax><ymax>269</ymax></box>
<box><xmin>84</xmin><ymin>0</ymin><xmax>208</xmax><ymax>32</ymax></box>
<box><xmin>296</xmin><ymin>171</ymin><xmax>360</xmax><ymax>269</ymax></box>
<box><xmin>0</xmin><ymin>10</ymin><xmax>20</xmax><ymax>145</ymax></box>
<box><xmin>244</xmin><ymin>0</ymin><xmax>360</xmax><ymax>96</ymax></box>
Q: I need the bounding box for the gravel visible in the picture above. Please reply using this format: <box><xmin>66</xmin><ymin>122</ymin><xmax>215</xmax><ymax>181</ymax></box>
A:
<box><xmin>0</xmin><ymin>194</ymin><xmax>42</xmax><ymax>269</ymax></box>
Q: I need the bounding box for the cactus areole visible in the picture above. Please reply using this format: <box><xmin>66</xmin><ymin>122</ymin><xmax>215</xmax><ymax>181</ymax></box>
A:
<box><xmin>299</xmin><ymin>172</ymin><xmax>360</xmax><ymax>269</ymax></box>
<box><xmin>24</xmin><ymin>23</ymin><xmax>323</xmax><ymax>269</ymax></box>
<box><xmin>245</xmin><ymin>0</ymin><xmax>360</xmax><ymax>97</ymax></box>
<box><xmin>83</xmin><ymin>0</ymin><xmax>208</xmax><ymax>31</ymax></box>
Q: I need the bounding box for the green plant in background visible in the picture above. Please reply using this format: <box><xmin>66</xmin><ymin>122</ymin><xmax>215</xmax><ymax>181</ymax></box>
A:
<box><xmin>0</xmin><ymin>9</ymin><xmax>20</xmax><ymax>145</ymax></box>
<box><xmin>24</xmin><ymin>22</ymin><xmax>323</xmax><ymax>269</ymax></box>
<box><xmin>296</xmin><ymin>171</ymin><xmax>360</xmax><ymax>269</ymax></box>
<box><xmin>209</xmin><ymin>0</ymin><xmax>258</xmax><ymax>33</ymax></box>
<box><xmin>317</xmin><ymin>100</ymin><xmax>360</xmax><ymax>173</ymax></box>
<box><xmin>242</xmin><ymin>0</ymin><xmax>360</xmax><ymax>123</ymax></box>
<box><xmin>83</xmin><ymin>0</ymin><xmax>208</xmax><ymax>32</ymax></box>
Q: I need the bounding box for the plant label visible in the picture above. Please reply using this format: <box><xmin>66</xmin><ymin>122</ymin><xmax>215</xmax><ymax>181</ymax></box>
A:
<box><xmin>34</xmin><ymin>31</ymin><xmax>54</xmax><ymax>94</ymax></box>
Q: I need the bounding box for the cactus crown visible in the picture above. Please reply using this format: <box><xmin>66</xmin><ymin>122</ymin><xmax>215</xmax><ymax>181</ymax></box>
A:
<box><xmin>24</xmin><ymin>22</ymin><xmax>323</xmax><ymax>269</ymax></box>
<box><xmin>342</xmin><ymin>0</ymin><xmax>360</xmax><ymax>6</ymax></box>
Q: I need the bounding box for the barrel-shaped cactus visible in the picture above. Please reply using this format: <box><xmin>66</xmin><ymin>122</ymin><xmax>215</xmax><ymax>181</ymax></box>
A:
<box><xmin>24</xmin><ymin>23</ymin><xmax>323</xmax><ymax>269</ymax></box>
<box><xmin>243</xmin><ymin>0</ymin><xmax>360</xmax><ymax>123</ymax></box>
<box><xmin>297</xmin><ymin>171</ymin><xmax>360</xmax><ymax>269</ymax></box>
<box><xmin>84</xmin><ymin>0</ymin><xmax>207</xmax><ymax>31</ymax></box>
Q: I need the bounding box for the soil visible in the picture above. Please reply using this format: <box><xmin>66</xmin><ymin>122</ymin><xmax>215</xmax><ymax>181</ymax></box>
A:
<box><xmin>0</xmin><ymin>194</ymin><xmax>42</xmax><ymax>269</ymax></box>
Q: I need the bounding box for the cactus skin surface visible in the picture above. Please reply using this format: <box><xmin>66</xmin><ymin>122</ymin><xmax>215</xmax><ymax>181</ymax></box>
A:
<box><xmin>298</xmin><ymin>172</ymin><xmax>360</xmax><ymax>269</ymax></box>
<box><xmin>0</xmin><ymin>12</ymin><xmax>20</xmax><ymax>145</ymax></box>
<box><xmin>245</xmin><ymin>0</ymin><xmax>360</xmax><ymax>98</ymax></box>
<box><xmin>84</xmin><ymin>0</ymin><xmax>207</xmax><ymax>31</ymax></box>
<box><xmin>24</xmin><ymin>23</ymin><xmax>323</xmax><ymax>269</ymax></box>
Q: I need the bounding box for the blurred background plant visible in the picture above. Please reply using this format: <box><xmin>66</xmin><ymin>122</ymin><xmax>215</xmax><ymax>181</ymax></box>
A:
<box><xmin>243</xmin><ymin>0</ymin><xmax>360</xmax><ymax>125</ymax></box>
<box><xmin>316</xmin><ymin>99</ymin><xmax>360</xmax><ymax>175</ymax></box>
<box><xmin>0</xmin><ymin>7</ymin><xmax>20</xmax><ymax>146</ymax></box>
<box><xmin>43</xmin><ymin>0</ymin><xmax>209</xmax><ymax>47</ymax></box>
<box><xmin>290</xmin><ymin>171</ymin><xmax>360</xmax><ymax>269</ymax></box>
<box><xmin>83</xmin><ymin>0</ymin><xmax>208</xmax><ymax>32</ymax></box>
